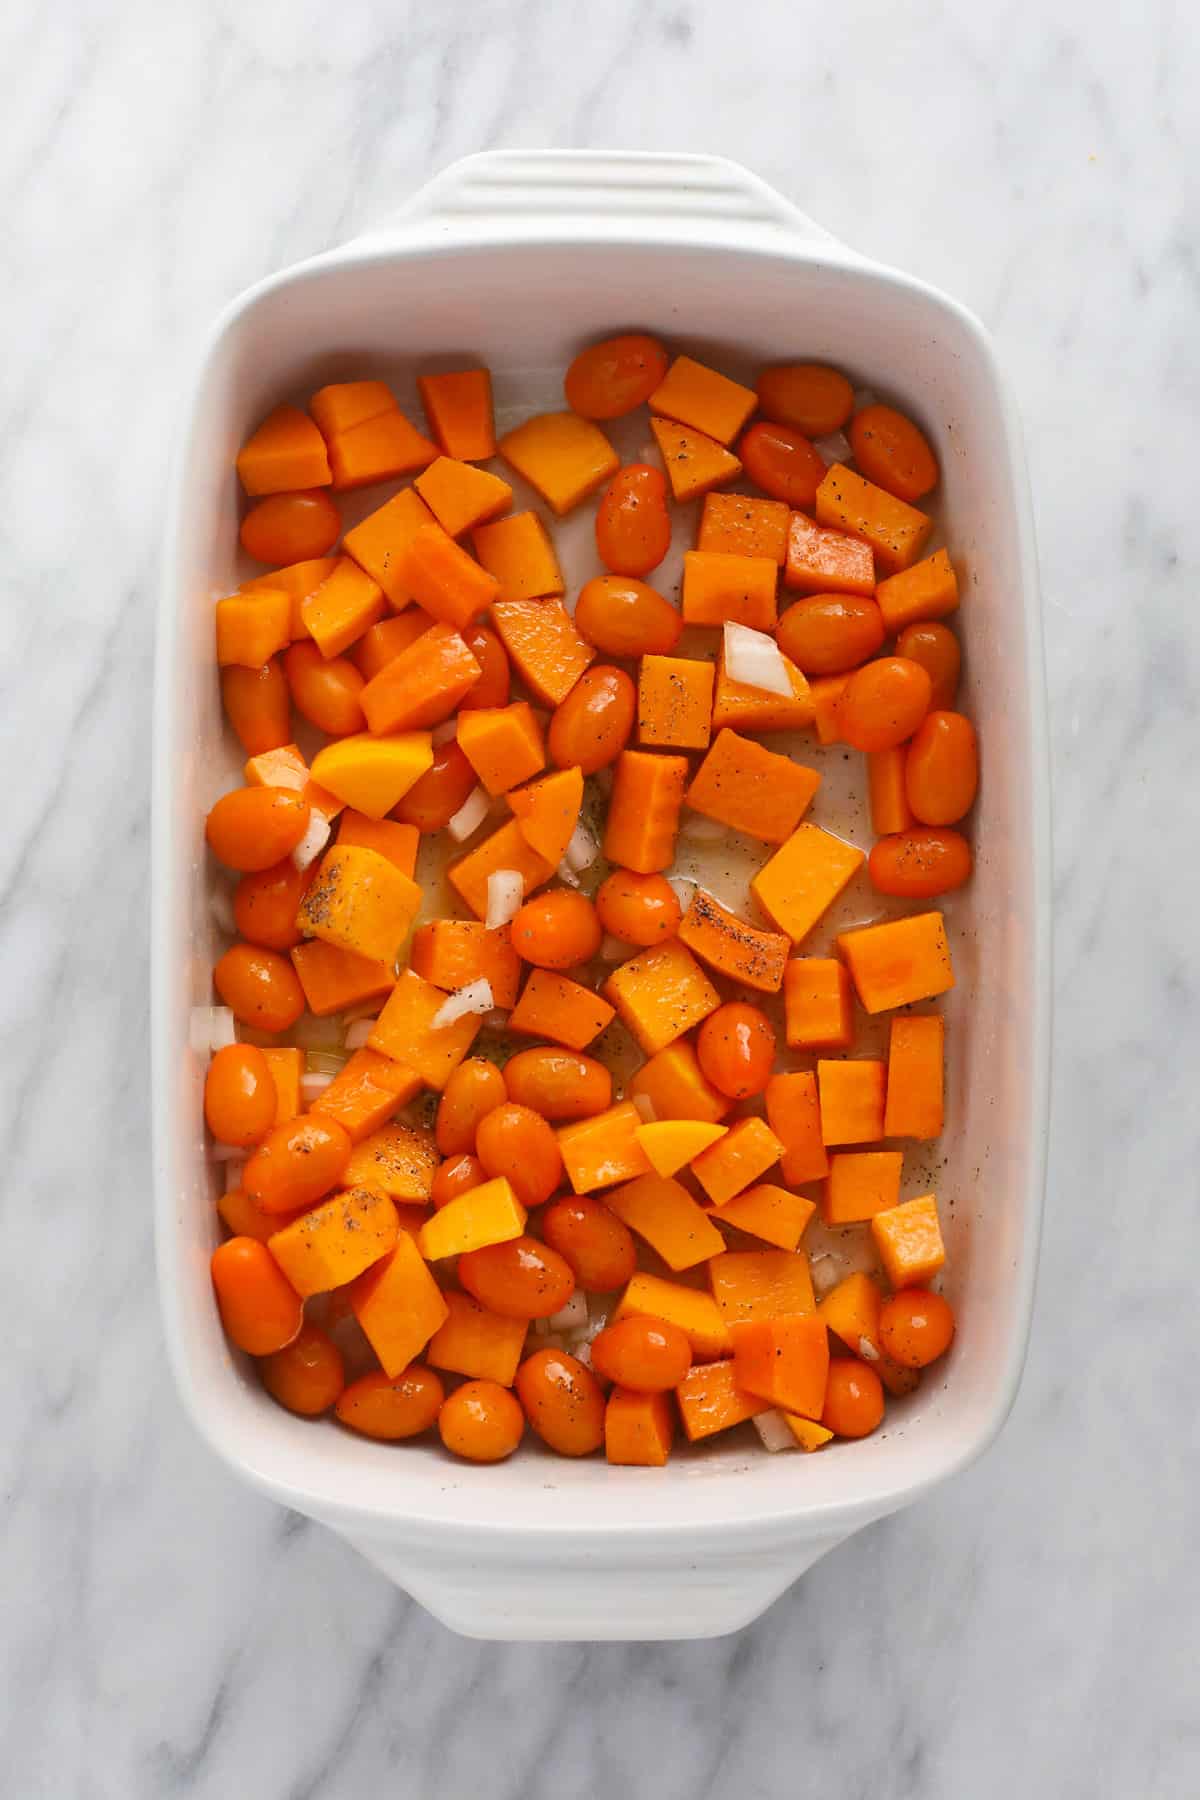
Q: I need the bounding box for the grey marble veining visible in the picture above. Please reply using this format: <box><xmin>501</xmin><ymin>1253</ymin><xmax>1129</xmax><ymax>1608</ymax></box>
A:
<box><xmin>2</xmin><ymin>0</ymin><xmax>1197</xmax><ymax>1794</ymax></box>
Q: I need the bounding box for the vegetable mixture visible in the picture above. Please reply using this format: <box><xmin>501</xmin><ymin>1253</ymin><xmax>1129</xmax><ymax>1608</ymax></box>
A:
<box><xmin>203</xmin><ymin>337</ymin><xmax>975</xmax><ymax>1465</ymax></box>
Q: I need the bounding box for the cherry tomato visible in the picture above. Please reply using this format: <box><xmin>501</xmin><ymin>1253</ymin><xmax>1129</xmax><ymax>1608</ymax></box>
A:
<box><xmin>233</xmin><ymin>858</ymin><xmax>314</xmax><ymax>951</ymax></box>
<box><xmin>239</xmin><ymin>490</ymin><xmax>340</xmax><ymax>564</ymax></box>
<box><xmin>438</xmin><ymin>1379</ymin><xmax>525</xmax><ymax>1462</ymax></box>
<box><xmin>590</xmin><ymin>1316</ymin><xmax>692</xmax><ymax>1392</ymax></box>
<box><xmin>335</xmin><ymin>1366</ymin><xmax>446</xmax><ymax>1440</ymax></box>
<box><xmin>213</xmin><ymin>943</ymin><xmax>305</xmax><ymax>1033</ymax></box>
<box><xmin>476</xmin><ymin>1103</ymin><xmax>564</xmax><ymax>1208</ymax></box>
<box><xmin>260</xmin><ymin>1321</ymin><xmax>344</xmax><ymax>1416</ymax></box>
<box><xmin>509</xmin><ymin>889</ymin><xmax>602</xmax><ymax>970</ymax></box>
<box><xmin>594</xmin><ymin>868</ymin><xmax>681</xmax><ymax>946</ymax></box>
<box><xmin>740</xmin><ymin>420</ymin><xmax>826</xmax><ymax>508</ymax></box>
<box><xmin>393</xmin><ymin>739</ymin><xmax>476</xmax><ymax>831</ymax></box>
<box><xmin>503</xmin><ymin>1048</ymin><xmax>612</xmax><ymax>1120</ymax></box>
<box><xmin>574</xmin><ymin>576</ymin><xmax>682</xmax><ymax>658</ymax></box>
<box><xmin>436</xmin><ymin>1058</ymin><xmax>507</xmax><ymax>1155</ymax></box>
<box><xmin>352</xmin><ymin>611</ymin><xmax>433</xmax><ymax>681</ymax></box>
<box><xmin>547</xmin><ymin>665</ymin><xmax>635</xmax><ymax>774</ymax></box>
<box><xmin>284</xmin><ymin>641</ymin><xmax>365</xmax><ymax>736</ymax></box>
<box><xmin>211</xmin><ymin>1236</ymin><xmax>302</xmax><ymax>1355</ymax></box>
<box><xmin>777</xmin><ymin>594</ymin><xmax>886</xmax><ymax>676</ymax></box>
<box><xmin>595</xmin><ymin>465</ymin><xmax>672</xmax><ymax>578</ymax></box>
<box><xmin>458</xmin><ymin>1236</ymin><xmax>575</xmax><ymax>1319</ymax></box>
<box><xmin>516</xmin><ymin>1349</ymin><xmax>605</xmax><ymax>1456</ymax></box>
<box><xmin>838</xmin><ymin>656</ymin><xmax>933</xmax><ymax>752</ymax></box>
<box><xmin>541</xmin><ymin>1197</ymin><xmax>637</xmax><ymax>1291</ymax></box>
<box><xmin>564</xmin><ymin>332</ymin><xmax>669</xmax><ymax>420</ymax></box>
<box><xmin>879</xmin><ymin>1288</ymin><xmax>956</xmax><ymax>1367</ymax></box>
<box><xmin>696</xmin><ymin>1001</ymin><xmax>776</xmax><ymax>1100</ymax></box>
<box><xmin>430</xmin><ymin>1151</ymin><xmax>485</xmax><ymax>1210</ymax></box>
<box><xmin>243</xmin><ymin>1115</ymin><xmax>352</xmax><ymax>1213</ymax></box>
<box><xmin>905</xmin><ymin>710</ymin><xmax>979</xmax><ymax>824</ymax></box>
<box><xmin>204</xmin><ymin>1043</ymin><xmax>277</xmax><ymax>1147</ymax></box>
<box><xmin>869</xmin><ymin>827</ymin><xmax>973</xmax><ymax>898</ymax></box>
<box><xmin>849</xmin><ymin>404</ymin><xmax>939</xmax><ymax>502</ymax></box>
<box><xmin>896</xmin><ymin>621</ymin><xmax>960</xmax><ymax>709</ymax></box>
<box><xmin>755</xmin><ymin>363</ymin><xmax>854</xmax><ymax>437</ymax></box>
<box><xmin>205</xmin><ymin>786</ymin><xmax>310</xmax><ymax>872</ymax></box>
<box><xmin>459</xmin><ymin>625</ymin><xmax>511</xmax><ymax>710</ymax></box>
<box><xmin>221</xmin><ymin>660</ymin><xmax>291</xmax><ymax>756</ymax></box>
<box><xmin>821</xmin><ymin>1358</ymin><xmax>885</xmax><ymax>1438</ymax></box>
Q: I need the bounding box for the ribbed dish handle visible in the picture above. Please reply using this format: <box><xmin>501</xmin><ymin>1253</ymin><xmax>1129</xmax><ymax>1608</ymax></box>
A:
<box><xmin>361</xmin><ymin>150</ymin><xmax>840</xmax><ymax>250</ymax></box>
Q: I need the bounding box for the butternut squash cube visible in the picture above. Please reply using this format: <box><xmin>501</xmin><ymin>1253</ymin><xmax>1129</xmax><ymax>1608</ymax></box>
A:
<box><xmin>447</xmin><ymin>818</ymin><xmax>554</xmax><ymax>921</ymax></box>
<box><xmin>732</xmin><ymin>1315</ymin><xmax>829</xmax><ymax>1420</ymax></box>
<box><xmin>817</xmin><ymin>1270</ymin><xmax>884</xmax><ymax>1359</ymax></box>
<box><xmin>309</xmin><ymin>732</ymin><xmax>434</xmax><ymax>819</ymax></box>
<box><xmin>637</xmin><ymin>654</ymin><xmax>714</xmax><ymax>750</ymax></box>
<box><xmin>236</xmin><ymin>403</ymin><xmax>331</xmax><ymax>495</ymax></box>
<box><xmin>344</xmin><ymin>1122</ymin><xmax>439</xmax><ymax>1203</ymax></box>
<box><xmin>603</xmin><ymin>939</ymin><xmax>720</xmax><ymax>1056</ymax></box>
<box><xmin>676</xmin><ymin>1360</ymin><xmax>765</xmax><ymax>1440</ymax></box>
<box><xmin>343</xmin><ymin>487</ymin><xmax>437</xmax><ymax>610</ymax></box>
<box><xmin>649</xmin><ymin>354</ymin><xmax>757</xmax><ymax>445</ymax></box>
<box><xmin>410</xmin><ymin>919</ymin><xmax>521</xmax><ymax>1010</ymax></box>
<box><xmin>268</xmin><ymin>1186</ymin><xmax>398</xmax><ymax>1298</ymax></box>
<box><xmin>457</xmin><ymin>700</ymin><xmax>546</xmax><ymax>796</ymax></box>
<box><xmin>215</xmin><ymin>591</ymin><xmax>291</xmax><ymax>668</ymax></box>
<box><xmin>682</xmin><ymin>551</ymin><xmax>777</xmax><ymax>631</ymax></box>
<box><xmin>473</xmin><ymin>511</ymin><xmax>565</xmax><ymax>601</ymax></box>
<box><xmin>419</xmin><ymin>1175</ymin><xmax>527</xmax><ymax>1260</ymax></box>
<box><xmin>507</xmin><ymin>766</ymin><xmax>584</xmax><ymax>867</ymax></box>
<box><xmin>605</xmin><ymin>1171</ymin><xmax>725</xmax><ymax>1271</ymax></box>
<box><xmin>418</xmin><ymin>368</ymin><xmax>496</xmax><ymax>462</ymax></box>
<box><xmin>783</xmin><ymin>957</ymin><xmax>855</xmax><ymax>1050</ymax></box>
<box><xmin>815</xmin><ymin>463</ymin><xmax>932</xmax><ymax>573</ymax></box>
<box><xmin>822</xmin><ymin>1150</ymin><xmax>903</xmax><ymax>1224</ymax></box>
<box><xmin>677</xmin><ymin>890</ymin><xmax>789</xmax><ymax>994</ymax></box>
<box><xmin>712</xmin><ymin>641</ymin><xmax>814</xmax><ymax>734</ymax></box>
<box><xmin>557</xmin><ymin>1102</ymin><xmax>651</xmax><ymax>1194</ymax></box>
<box><xmin>751</xmin><ymin>822</ymin><xmax>865</xmax><ymax>944</ymax></box>
<box><xmin>633</xmin><ymin>1119</ymin><xmax>727</xmax><ymax>1179</ymax></box>
<box><xmin>686</xmin><ymin>729</ymin><xmax>820</xmax><ymax>845</ymax></box>
<box><xmin>296</xmin><ymin>845</ymin><xmax>421</xmax><ymax>964</ymax></box>
<box><xmin>784</xmin><ymin>511</ymin><xmax>876</xmax><ymax>596</ymax></box>
<box><xmin>628</xmin><ymin>1041</ymin><xmax>731</xmax><ymax>1126</ymax></box>
<box><xmin>509</xmin><ymin>968</ymin><xmax>614</xmax><ymax>1051</ymax></box>
<box><xmin>368</xmin><ymin>968</ymin><xmax>482</xmax><ymax>1090</ymax></box>
<box><xmin>427</xmin><ymin>1289</ymin><xmax>527</xmax><ymax>1387</ymax></box>
<box><xmin>490</xmin><ymin>597</ymin><xmax>595</xmax><ymax>705</ymax></box>
<box><xmin>498</xmin><ymin>411</ymin><xmax>619</xmax><ymax>515</ymax></box>
<box><xmin>605</xmin><ymin>1387</ymin><xmax>675</xmax><ymax>1466</ymax></box>
<box><xmin>349</xmin><ymin>1231</ymin><xmax>449</xmax><ymax>1377</ymax></box>
<box><xmin>708</xmin><ymin>1248</ymin><xmax>815</xmax><ymax>1322</ymax></box>
<box><xmin>765</xmin><ymin>1071</ymin><xmax>829</xmax><ymax>1186</ymax></box>
<box><xmin>289</xmin><ymin>941</ymin><xmax>395</xmax><ymax>1017</ymax></box>
<box><xmin>336</xmin><ymin>811</ymin><xmax>419</xmax><ymax>879</ymax></box>
<box><xmin>871</xmin><ymin>1193</ymin><xmax>946</xmax><ymax>1288</ymax></box>
<box><xmin>311</xmin><ymin>1048</ymin><xmax>422</xmax><ymax>1144</ymax></box>
<box><xmin>302</xmin><ymin>557</ymin><xmax>386</xmax><ymax>658</ymax></box>
<box><xmin>691</xmin><ymin>1116</ymin><xmax>784</xmax><ymax>1206</ymax></box>
<box><xmin>785</xmin><ymin>1415</ymin><xmax>835</xmax><ymax>1451</ymax></box>
<box><xmin>649</xmin><ymin>416</ymin><xmax>741</xmax><ymax>502</ymax></box>
<box><xmin>708</xmin><ymin>1183</ymin><xmax>815</xmax><ymax>1253</ymax></box>
<box><xmin>697</xmin><ymin>492</ymin><xmax>789</xmax><ymax>564</ymax></box>
<box><xmin>615</xmin><ymin>1272</ymin><xmax>731</xmax><ymax>1359</ymax></box>
<box><xmin>817</xmin><ymin>1058</ymin><xmax>887</xmax><ymax>1146</ymax></box>
<box><xmin>883</xmin><ymin>1014</ymin><xmax>945</xmax><ymax>1140</ymax></box>
<box><xmin>837</xmin><ymin>911</ymin><xmax>955</xmax><ymax>1013</ymax></box>
<box><xmin>415</xmin><ymin>456</ymin><xmax>513</xmax><ymax>537</ymax></box>
<box><xmin>875</xmin><ymin>548</ymin><xmax>959</xmax><ymax>632</ymax></box>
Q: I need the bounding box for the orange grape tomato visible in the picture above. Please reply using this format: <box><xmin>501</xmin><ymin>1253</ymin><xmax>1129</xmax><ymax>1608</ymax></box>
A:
<box><xmin>739</xmin><ymin>420</ymin><xmax>826</xmax><ymax>508</ymax></box>
<box><xmin>205</xmin><ymin>786</ymin><xmax>310</xmax><ymax>872</ymax></box>
<box><xmin>439</xmin><ymin>1379</ymin><xmax>525</xmax><ymax>1462</ymax></box>
<box><xmin>821</xmin><ymin>1358</ymin><xmax>885</xmax><ymax>1438</ymax></box>
<box><xmin>849</xmin><ymin>404</ymin><xmax>939</xmax><ymax>502</ymax></box>
<box><xmin>755</xmin><ymin>363</ymin><xmax>854</xmax><ymax>437</ymax></box>
<box><xmin>879</xmin><ymin>1288</ymin><xmax>955</xmax><ymax>1367</ymax></box>
<box><xmin>459</xmin><ymin>625</ymin><xmax>511</xmax><ymax>711</ymax></box>
<box><xmin>393</xmin><ymin>739</ymin><xmax>476</xmax><ymax>831</ymax></box>
<box><xmin>564</xmin><ymin>333</ymin><xmax>669</xmax><ymax>420</ymax></box>
<box><xmin>516</xmin><ymin>1348</ymin><xmax>605</xmax><ymax>1456</ymax></box>
<box><xmin>838</xmin><ymin>656</ymin><xmax>933</xmax><ymax>752</ymax></box>
<box><xmin>233</xmin><ymin>858</ymin><xmax>314</xmax><ymax>951</ymax></box>
<box><xmin>869</xmin><ymin>827</ymin><xmax>973</xmax><ymax>898</ymax></box>
<box><xmin>221</xmin><ymin>660</ymin><xmax>291</xmax><ymax>756</ymax></box>
<box><xmin>777</xmin><ymin>594</ymin><xmax>886</xmax><ymax>676</ymax></box>
<box><xmin>547</xmin><ymin>665</ymin><xmax>635</xmax><ymax>774</ymax></box>
<box><xmin>590</xmin><ymin>1316</ymin><xmax>692</xmax><ymax>1392</ymax></box>
<box><xmin>574</xmin><ymin>576</ymin><xmax>682</xmax><ymax>659</ymax></box>
<box><xmin>475</xmin><ymin>1103</ymin><xmax>564</xmax><ymax>1208</ymax></box>
<box><xmin>509</xmin><ymin>889</ymin><xmax>603</xmax><ymax>971</ymax></box>
<box><xmin>540</xmin><ymin>1196</ymin><xmax>637</xmax><ymax>1291</ymax></box>
<box><xmin>905</xmin><ymin>710</ymin><xmax>979</xmax><ymax>825</ymax></box>
<box><xmin>503</xmin><ymin>1047</ymin><xmax>612</xmax><ymax>1120</ymax></box>
<box><xmin>594</xmin><ymin>868</ymin><xmax>681</xmax><ymax>946</ymax></box>
<box><xmin>213</xmin><ymin>943</ymin><xmax>305</xmax><ymax>1033</ymax></box>
<box><xmin>210</xmin><ymin>1236</ymin><xmax>302</xmax><ymax>1356</ymax></box>
<box><xmin>204</xmin><ymin>1043</ymin><xmax>277</xmax><ymax>1147</ymax></box>
<box><xmin>458</xmin><ymin>1236</ymin><xmax>576</xmax><ymax>1319</ymax></box>
<box><xmin>436</xmin><ymin>1058</ymin><xmax>507</xmax><ymax>1155</ymax></box>
<box><xmin>335</xmin><ymin>1366</ymin><xmax>446</xmax><ymax>1440</ymax></box>
<box><xmin>696</xmin><ymin>1001</ymin><xmax>777</xmax><ymax>1100</ymax></box>
<box><xmin>430</xmin><ymin>1151</ymin><xmax>486</xmax><ymax>1210</ymax></box>
<box><xmin>283</xmin><ymin>641</ymin><xmax>366</xmax><ymax>736</ymax></box>
<box><xmin>243</xmin><ymin>1114</ymin><xmax>352</xmax><ymax>1212</ymax></box>
<box><xmin>239</xmin><ymin>490</ymin><xmax>341</xmax><ymax>564</ymax></box>
<box><xmin>595</xmin><ymin>465</ymin><xmax>672</xmax><ymax>578</ymax></box>
<box><xmin>260</xmin><ymin>1322</ymin><xmax>345</xmax><ymax>1416</ymax></box>
<box><xmin>896</xmin><ymin>621</ymin><xmax>960</xmax><ymax>710</ymax></box>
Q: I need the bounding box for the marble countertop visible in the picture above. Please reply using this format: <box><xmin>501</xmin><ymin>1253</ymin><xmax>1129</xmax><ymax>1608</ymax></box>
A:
<box><xmin>4</xmin><ymin>0</ymin><xmax>1196</xmax><ymax>1793</ymax></box>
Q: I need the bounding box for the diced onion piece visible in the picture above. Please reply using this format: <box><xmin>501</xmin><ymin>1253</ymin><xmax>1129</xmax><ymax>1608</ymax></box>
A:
<box><xmin>631</xmin><ymin>1092</ymin><xmax>657</xmax><ymax>1124</ymax></box>
<box><xmin>753</xmin><ymin>1410</ymin><xmax>798</xmax><ymax>1453</ymax></box>
<box><xmin>291</xmin><ymin>810</ymin><xmax>331</xmax><ymax>870</ymax></box>
<box><xmin>190</xmin><ymin>1006</ymin><xmax>237</xmax><ymax>1055</ymax></box>
<box><xmin>666</xmin><ymin>876</ymin><xmax>696</xmax><ymax>913</ymax></box>
<box><xmin>209</xmin><ymin>1139</ymin><xmax>247</xmax><ymax>1162</ymax></box>
<box><xmin>431</xmin><ymin>717</ymin><xmax>459</xmax><ymax>747</ymax></box>
<box><xmin>431</xmin><ymin>978</ymin><xmax>494</xmax><ymax>1029</ymax></box>
<box><xmin>547</xmin><ymin>1293</ymin><xmax>589</xmax><ymax>1333</ymax></box>
<box><xmin>680</xmin><ymin>810</ymin><xmax>727</xmax><ymax>842</ymax></box>
<box><xmin>556</xmin><ymin>860</ymin><xmax>581</xmax><ymax>888</ymax></box>
<box><xmin>564</xmin><ymin>822</ymin><xmax>598</xmax><ymax>872</ymax></box>
<box><xmin>447</xmin><ymin>784</ymin><xmax>490</xmax><ymax>844</ymax></box>
<box><xmin>344</xmin><ymin>1018</ymin><xmax>377</xmax><ymax>1051</ymax></box>
<box><xmin>814</xmin><ymin>429</ymin><xmax>852</xmax><ymax>467</ymax></box>
<box><xmin>486</xmin><ymin>869</ymin><xmax>524</xmax><ymax>930</ymax></box>
<box><xmin>809</xmin><ymin>1254</ymin><xmax>840</xmax><ymax>1298</ymax></box>
<box><xmin>300</xmin><ymin>1070</ymin><xmax>335</xmax><ymax>1103</ymax></box>
<box><xmin>857</xmin><ymin>1336</ymin><xmax>880</xmax><ymax>1363</ymax></box>
<box><xmin>209</xmin><ymin>881</ymin><xmax>237</xmax><ymax>936</ymax></box>
<box><xmin>723</xmin><ymin>621</ymin><xmax>793</xmax><ymax>697</ymax></box>
<box><xmin>599</xmin><ymin>933</ymin><xmax>628</xmax><ymax>963</ymax></box>
<box><xmin>223</xmin><ymin>1160</ymin><xmax>247</xmax><ymax>1193</ymax></box>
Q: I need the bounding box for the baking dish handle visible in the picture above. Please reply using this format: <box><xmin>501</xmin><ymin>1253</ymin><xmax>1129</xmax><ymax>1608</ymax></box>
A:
<box><xmin>363</xmin><ymin>150</ymin><xmax>842</xmax><ymax>250</ymax></box>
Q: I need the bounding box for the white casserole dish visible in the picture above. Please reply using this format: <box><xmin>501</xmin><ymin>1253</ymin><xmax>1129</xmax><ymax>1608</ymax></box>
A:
<box><xmin>152</xmin><ymin>150</ymin><xmax>1050</xmax><ymax>1642</ymax></box>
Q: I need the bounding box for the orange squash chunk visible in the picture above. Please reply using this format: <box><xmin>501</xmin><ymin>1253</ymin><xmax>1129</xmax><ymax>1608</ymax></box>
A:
<box><xmin>415</xmin><ymin>456</ymin><xmax>513</xmax><ymax>537</ymax></box>
<box><xmin>884</xmin><ymin>1014</ymin><xmax>945</xmax><ymax>1140</ymax></box>
<box><xmin>708</xmin><ymin>1182</ymin><xmax>815</xmax><ymax>1253</ymax></box>
<box><xmin>359</xmin><ymin>620</ymin><xmax>481</xmax><ymax>734</ymax></box>
<box><xmin>343</xmin><ymin>488</ymin><xmax>437</xmax><ymax>610</ymax></box>
<box><xmin>649</xmin><ymin>354</ymin><xmax>757</xmax><ymax>445</ymax></box>
<box><xmin>410</xmin><ymin>919</ymin><xmax>521</xmax><ymax>1010</ymax></box>
<box><xmin>556</xmin><ymin>1102</ymin><xmax>651</xmax><ymax>1194</ymax></box>
<box><xmin>616</xmin><ymin>1272</ymin><xmax>731</xmax><ymax>1360</ymax></box>
<box><xmin>605</xmin><ymin>1388</ymin><xmax>675</xmax><ymax>1466</ymax></box>
<box><xmin>418</xmin><ymin>369</ymin><xmax>496</xmax><ymax>461</ymax></box>
<box><xmin>678</xmin><ymin>889</ymin><xmax>789</xmax><ymax>993</ymax></box>
<box><xmin>605</xmin><ymin>1171</ymin><xmax>725</xmax><ymax>1270</ymax></box>
<box><xmin>637</xmin><ymin>655</ymin><xmax>714</xmax><ymax>750</ymax></box>
<box><xmin>300</xmin><ymin>558</ymin><xmax>385</xmax><ymax>658</ymax></box>
<box><xmin>419</xmin><ymin>1176</ymin><xmax>526</xmax><ymax>1260</ymax></box>
<box><xmin>837</xmin><ymin>911</ymin><xmax>955</xmax><ymax>1012</ymax></box>
<box><xmin>697</xmin><ymin>492</ymin><xmax>789</xmax><ymax>564</ymax></box>
<box><xmin>309</xmin><ymin>380</ymin><xmax>396</xmax><ymax>437</ymax></box>
<box><xmin>871</xmin><ymin>1192</ymin><xmax>946</xmax><ymax>1287</ymax></box>
<box><xmin>509</xmin><ymin>968</ymin><xmax>614</xmax><ymax>1051</ymax></box>
<box><xmin>681</xmin><ymin>551</ymin><xmax>777</xmax><ymax>631</ymax></box>
<box><xmin>709</xmin><ymin>1248</ymin><xmax>815</xmax><ymax>1322</ymax></box>
<box><xmin>629</xmin><ymin>1041</ymin><xmax>731</xmax><ymax>1126</ymax></box>
<box><xmin>711</xmin><ymin>641</ymin><xmax>814</xmax><ymax>734</ymax></box>
<box><xmin>691</xmin><ymin>1117</ymin><xmax>783</xmax><ymax>1206</ymax></box>
<box><xmin>402</xmin><ymin>522</ymin><xmax>500</xmax><ymax>632</ymax></box>
<box><xmin>811</xmin><ymin>673</ymin><xmax>850</xmax><ymax>745</ymax></box>
<box><xmin>349</xmin><ymin>1230</ymin><xmax>449</xmax><ymax>1377</ymax></box>
<box><xmin>822</xmin><ymin>1150</ymin><xmax>903</xmax><ymax>1223</ymax></box>
<box><xmin>676</xmin><ymin>1360</ymin><xmax>766</xmax><ymax>1440</ymax></box>
<box><xmin>473</xmin><ymin>511</ymin><xmax>565</xmax><ymax>601</ymax></box>
<box><xmin>344</xmin><ymin>1121</ymin><xmax>439</xmax><ymax>1202</ymax></box>
<box><xmin>242</xmin><ymin>556</ymin><xmax>338</xmax><ymax>640</ymax></box>
<box><xmin>268</xmin><ymin>1185</ymin><xmax>397</xmax><ymax>1298</ymax></box>
<box><xmin>351</xmin><ymin>609</ymin><xmax>434</xmax><ymax>680</ymax></box>
<box><xmin>817</xmin><ymin>1059</ymin><xmax>886</xmax><ymax>1146</ymax></box>
<box><xmin>498</xmin><ymin>411</ymin><xmax>619</xmax><ymax>515</ymax></box>
<box><xmin>491</xmin><ymin>598</ymin><xmax>595</xmax><ymax>706</ymax></box>
<box><xmin>868</xmin><ymin>746</ymin><xmax>914</xmax><ymax>835</ymax></box>
<box><xmin>326</xmin><ymin>408</ymin><xmax>438</xmax><ymax>491</ymax></box>
<box><xmin>875</xmin><ymin>548</ymin><xmax>958</xmax><ymax>632</ymax></box>
<box><xmin>311</xmin><ymin>1048</ymin><xmax>422</xmax><ymax>1143</ymax></box>
<box><xmin>764</xmin><ymin>1071</ymin><xmax>829</xmax><ymax>1186</ymax></box>
<box><xmin>215</xmin><ymin>591</ymin><xmax>291</xmax><ymax>668</ymax></box>
<box><xmin>296</xmin><ymin>844</ymin><xmax>421</xmax><ymax>964</ymax></box>
<box><xmin>603</xmin><ymin>749</ymin><xmax>688</xmax><ymax>875</ymax></box>
<box><xmin>368</xmin><ymin>968</ymin><xmax>482</xmax><ymax>1089</ymax></box>
<box><xmin>815</xmin><ymin>464</ymin><xmax>932</xmax><ymax>573</ymax></box>
<box><xmin>648</xmin><ymin>416</ymin><xmax>742</xmax><ymax>502</ymax></box>
<box><xmin>507</xmin><ymin>766</ymin><xmax>584</xmax><ymax>866</ymax></box>
<box><xmin>783</xmin><ymin>957</ymin><xmax>855</xmax><ymax>1050</ymax></box>
<box><xmin>237</xmin><ymin>403</ymin><xmax>331</xmax><ymax>495</ymax></box>
<box><xmin>752</xmin><ymin>823</ymin><xmax>864</xmax><ymax>945</ymax></box>
<box><xmin>427</xmin><ymin>1289</ymin><xmax>527</xmax><ymax>1387</ymax></box>
<box><xmin>260</xmin><ymin>1046</ymin><xmax>303</xmax><ymax>1123</ymax></box>
<box><xmin>242</xmin><ymin>741</ymin><xmax>341</xmax><ymax>820</ymax></box>
<box><xmin>732</xmin><ymin>1314</ymin><xmax>829</xmax><ymax>1419</ymax></box>
<box><xmin>290</xmin><ymin>941</ymin><xmax>395</xmax><ymax>1017</ymax></box>
<box><xmin>336</xmin><ymin>811</ymin><xmax>419</xmax><ymax>879</ymax></box>
<box><xmin>784</xmin><ymin>511</ymin><xmax>876</xmax><ymax>596</ymax></box>
<box><xmin>818</xmin><ymin>1270</ymin><xmax>884</xmax><ymax>1359</ymax></box>
<box><xmin>457</xmin><ymin>700</ymin><xmax>546</xmax><ymax>796</ymax></box>
<box><xmin>603</xmin><ymin>939</ymin><xmax>720</xmax><ymax>1056</ymax></box>
<box><xmin>447</xmin><ymin>819</ymin><xmax>554</xmax><ymax>920</ymax></box>
<box><xmin>686</xmin><ymin>729</ymin><xmax>820</xmax><ymax>845</ymax></box>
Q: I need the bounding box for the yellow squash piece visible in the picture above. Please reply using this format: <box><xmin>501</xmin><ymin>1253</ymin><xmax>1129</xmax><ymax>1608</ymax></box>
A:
<box><xmin>633</xmin><ymin>1119</ymin><xmax>727</xmax><ymax>1179</ymax></box>
<box><xmin>418</xmin><ymin>1176</ymin><xmax>527</xmax><ymax>1261</ymax></box>
<box><xmin>310</xmin><ymin>732</ymin><xmax>434</xmax><ymax>820</ymax></box>
<box><xmin>784</xmin><ymin>1416</ymin><xmax>834</xmax><ymax>1452</ymax></box>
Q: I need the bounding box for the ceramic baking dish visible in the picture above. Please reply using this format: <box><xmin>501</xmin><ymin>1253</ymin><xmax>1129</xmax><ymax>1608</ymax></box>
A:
<box><xmin>152</xmin><ymin>150</ymin><xmax>1050</xmax><ymax>1641</ymax></box>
